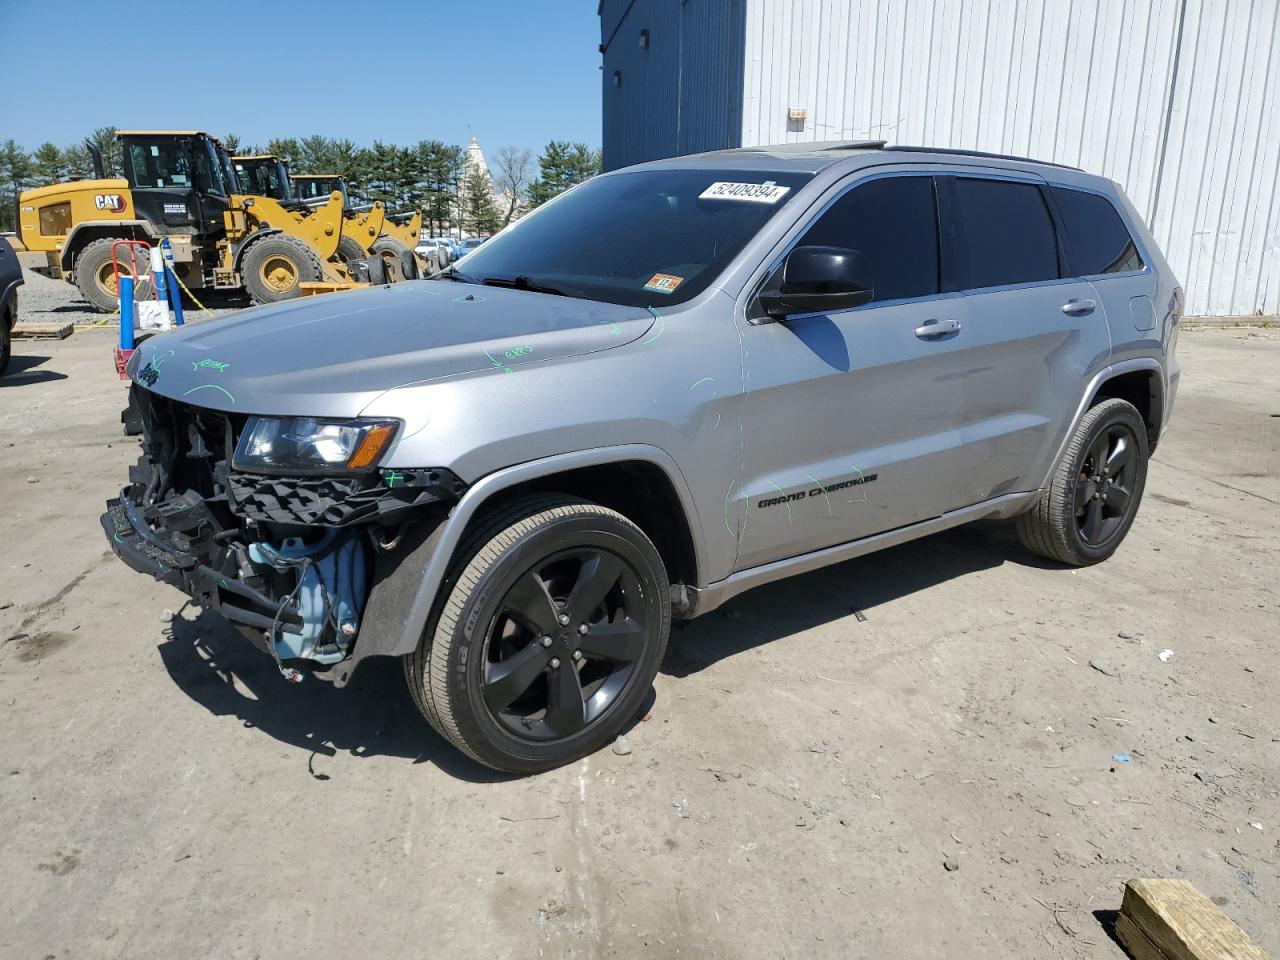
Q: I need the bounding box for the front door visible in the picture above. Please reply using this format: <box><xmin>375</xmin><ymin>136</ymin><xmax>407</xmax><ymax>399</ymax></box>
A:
<box><xmin>733</xmin><ymin>172</ymin><xmax>977</xmax><ymax>571</ymax></box>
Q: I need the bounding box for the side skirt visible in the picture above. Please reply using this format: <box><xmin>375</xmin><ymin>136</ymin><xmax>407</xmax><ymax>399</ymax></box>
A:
<box><xmin>679</xmin><ymin>490</ymin><xmax>1039</xmax><ymax>618</ymax></box>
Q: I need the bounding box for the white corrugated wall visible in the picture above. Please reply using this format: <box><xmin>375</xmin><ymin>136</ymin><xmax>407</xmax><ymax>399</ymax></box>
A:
<box><xmin>741</xmin><ymin>0</ymin><xmax>1280</xmax><ymax>317</ymax></box>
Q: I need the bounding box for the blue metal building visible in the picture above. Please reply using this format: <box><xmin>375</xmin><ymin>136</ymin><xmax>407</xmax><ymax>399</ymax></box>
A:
<box><xmin>599</xmin><ymin>0</ymin><xmax>1280</xmax><ymax>318</ymax></box>
<box><xmin>599</xmin><ymin>0</ymin><xmax>747</xmax><ymax>172</ymax></box>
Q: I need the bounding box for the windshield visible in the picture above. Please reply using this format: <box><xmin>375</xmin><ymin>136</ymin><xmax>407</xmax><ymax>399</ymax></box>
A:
<box><xmin>126</xmin><ymin>139</ymin><xmax>193</xmax><ymax>190</ymax></box>
<box><xmin>454</xmin><ymin>168</ymin><xmax>812</xmax><ymax>307</ymax></box>
<box><xmin>235</xmin><ymin>160</ymin><xmax>290</xmax><ymax>200</ymax></box>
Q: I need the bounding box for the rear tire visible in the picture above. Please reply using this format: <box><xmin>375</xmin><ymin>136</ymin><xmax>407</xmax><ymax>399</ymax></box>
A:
<box><xmin>1015</xmin><ymin>397</ymin><xmax>1149</xmax><ymax>566</ymax></box>
<box><xmin>73</xmin><ymin>237</ymin><xmax>154</xmax><ymax>313</ymax></box>
<box><xmin>405</xmin><ymin>497</ymin><xmax>670</xmax><ymax>774</ymax></box>
<box><xmin>240</xmin><ymin>234</ymin><xmax>323</xmax><ymax>304</ymax></box>
<box><xmin>372</xmin><ymin>236</ymin><xmax>409</xmax><ymax>282</ymax></box>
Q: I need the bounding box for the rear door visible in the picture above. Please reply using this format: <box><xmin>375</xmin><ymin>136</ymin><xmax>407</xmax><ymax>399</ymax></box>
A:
<box><xmin>939</xmin><ymin>173</ymin><xmax>1111</xmax><ymax>505</ymax></box>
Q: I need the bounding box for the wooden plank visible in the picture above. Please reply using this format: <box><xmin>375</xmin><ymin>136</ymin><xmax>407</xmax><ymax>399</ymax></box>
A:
<box><xmin>12</xmin><ymin>322</ymin><xmax>74</xmax><ymax>340</ymax></box>
<box><xmin>1117</xmin><ymin>878</ymin><xmax>1271</xmax><ymax>960</ymax></box>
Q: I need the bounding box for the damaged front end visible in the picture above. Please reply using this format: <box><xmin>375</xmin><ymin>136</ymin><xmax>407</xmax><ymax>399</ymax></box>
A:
<box><xmin>102</xmin><ymin>386</ymin><xmax>462</xmax><ymax>683</ymax></box>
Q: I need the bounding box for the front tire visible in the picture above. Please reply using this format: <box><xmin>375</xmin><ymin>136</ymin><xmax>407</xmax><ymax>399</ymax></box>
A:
<box><xmin>240</xmin><ymin>234</ymin><xmax>323</xmax><ymax>304</ymax></box>
<box><xmin>1016</xmin><ymin>397</ymin><xmax>1149</xmax><ymax>566</ymax></box>
<box><xmin>73</xmin><ymin>237</ymin><xmax>154</xmax><ymax>313</ymax></box>
<box><xmin>405</xmin><ymin>498</ymin><xmax>670</xmax><ymax>774</ymax></box>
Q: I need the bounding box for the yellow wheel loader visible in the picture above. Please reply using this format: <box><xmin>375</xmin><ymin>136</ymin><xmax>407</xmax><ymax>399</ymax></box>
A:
<box><xmin>17</xmin><ymin>131</ymin><xmax>355</xmax><ymax>311</ymax></box>
<box><xmin>291</xmin><ymin>173</ymin><xmax>430</xmax><ymax>279</ymax></box>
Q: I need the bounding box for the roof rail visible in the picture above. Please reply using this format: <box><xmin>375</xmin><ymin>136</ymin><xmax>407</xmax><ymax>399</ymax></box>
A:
<box><xmin>885</xmin><ymin>144</ymin><xmax>1082</xmax><ymax>172</ymax></box>
<box><xmin>822</xmin><ymin>140</ymin><xmax>887</xmax><ymax>151</ymax></box>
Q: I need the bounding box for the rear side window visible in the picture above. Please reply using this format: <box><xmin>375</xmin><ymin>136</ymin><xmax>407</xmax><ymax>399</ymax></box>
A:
<box><xmin>956</xmin><ymin>178</ymin><xmax>1058</xmax><ymax>289</ymax></box>
<box><xmin>1051</xmin><ymin>187</ymin><xmax>1144</xmax><ymax>275</ymax></box>
<box><xmin>797</xmin><ymin>176</ymin><xmax>939</xmax><ymax>302</ymax></box>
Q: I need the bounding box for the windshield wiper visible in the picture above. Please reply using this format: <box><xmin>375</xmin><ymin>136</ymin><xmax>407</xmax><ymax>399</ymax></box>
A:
<box><xmin>437</xmin><ymin>265</ymin><xmax>477</xmax><ymax>283</ymax></box>
<box><xmin>478</xmin><ymin>275</ymin><xmax>580</xmax><ymax>298</ymax></box>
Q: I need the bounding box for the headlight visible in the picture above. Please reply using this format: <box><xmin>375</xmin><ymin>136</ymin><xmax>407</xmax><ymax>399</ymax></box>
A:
<box><xmin>232</xmin><ymin>416</ymin><xmax>399</xmax><ymax>474</ymax></box>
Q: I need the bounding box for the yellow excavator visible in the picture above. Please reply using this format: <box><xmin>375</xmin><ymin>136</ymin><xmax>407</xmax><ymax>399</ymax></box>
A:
<box><xmin>17</xmin><ymin>131</ymin><xmax>358</xmax><ymax>310</ymax></box>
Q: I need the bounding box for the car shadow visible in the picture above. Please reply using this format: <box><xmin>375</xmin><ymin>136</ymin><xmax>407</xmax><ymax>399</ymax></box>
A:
<box><xmin>161</xmin><ymin>610</ymin><xmax>515</xmax><ymax>783</ymax></box>
<box><xmin>158</xmin><ymin>522</ymin><xmax>1051</xmax><ymax>778</ymax></box>
<box><xmin>661</xmin><ymin>521</ymin><xmax>1056</xmax><ymax>678</ymax></box>
<box><xmin>0</xmin><ymin>354</ymin><xmax>67</xmax><ymax>386</ymax></box>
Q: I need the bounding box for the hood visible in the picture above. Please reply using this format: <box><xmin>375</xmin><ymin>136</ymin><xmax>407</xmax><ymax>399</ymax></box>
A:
<box><xmin>127</xmin><ymin>280</ymin><xmax>654</xmax><ymax>417</ymax></box>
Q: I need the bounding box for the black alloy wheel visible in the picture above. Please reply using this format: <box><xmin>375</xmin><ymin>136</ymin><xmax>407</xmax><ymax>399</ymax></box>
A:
<box><xmin>482</xmin><ymin>548</ymin><xmax>647</xmax><ymax>740</ymax></box>
<box><xmin>1075</xmin><ymin>422</ymin><xmax>1139</xmax><ymax>547</ymax></box>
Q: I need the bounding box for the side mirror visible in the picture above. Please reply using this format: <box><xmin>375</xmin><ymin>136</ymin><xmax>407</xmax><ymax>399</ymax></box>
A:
<box><xmin>758</xmin><ymin>245</ymin><xmax>874</xmax><ymax>319</ymax></box>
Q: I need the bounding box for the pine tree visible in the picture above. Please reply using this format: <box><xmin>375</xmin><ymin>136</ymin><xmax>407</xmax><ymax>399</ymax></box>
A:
<box><xmin>463</xmin><ymin>167</ymin><xmax>501</xmax><ymax>235</ymax></box>
<box><xmin>0</xmin><ymin>140</ymin><xmax>32</xmax><ymax>232</ymax></box>
<box><xmin>88</xmin><ymin>126</ymin><xmax>121</xmax><ymax>176</ymax></box>
<box><xmin>31</xmin><ymin>142</ymin><xmax>67</xmax><ymax>185</ymax></box>
<box><xmin>528</xmin><ymin>140</ymin><xmax>601</xmax><ymax>207</ymax></box>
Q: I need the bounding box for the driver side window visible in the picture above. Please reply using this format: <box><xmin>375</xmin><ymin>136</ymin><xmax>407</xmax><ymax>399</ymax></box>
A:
<box><xmin>798</xmin><ymin>176</ymin><xmax>940</xmax><ymax>304</ymax></box>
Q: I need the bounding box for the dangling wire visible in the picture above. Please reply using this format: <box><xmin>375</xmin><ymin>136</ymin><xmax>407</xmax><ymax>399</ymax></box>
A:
<box><xmin>266</xmin><ymin>555</ymin><xmax>312</xmax><ymax>684</ymax></box>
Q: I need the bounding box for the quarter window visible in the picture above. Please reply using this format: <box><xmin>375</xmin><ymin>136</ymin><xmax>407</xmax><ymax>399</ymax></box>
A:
<box><xmin>1051</xmin><ymin>187</ymin><xmax>1143</xmax><ymax>275</ymax></box>
<box><xmin>956</xmin><ymin>178</ymin><xmax>1059</xmax><ymax>289</ymax></box>
<box><xmin>796</xmin><ymin>176</ymin><xmax>940</xmax><ymax>303</ymax></box>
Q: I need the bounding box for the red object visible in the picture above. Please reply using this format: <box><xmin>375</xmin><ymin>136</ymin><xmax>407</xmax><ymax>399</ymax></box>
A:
<box><xmin>111</xmin><ymin>239</ymin><xmax>152</xmax><ymax>296</ymax></box>
<box><xmin>114</xmin><ymin>346</ymin><xmax>135</xmax><ymax>381</ymax></box>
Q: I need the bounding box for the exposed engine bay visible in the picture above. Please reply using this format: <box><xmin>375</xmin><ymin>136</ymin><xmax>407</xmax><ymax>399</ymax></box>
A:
<box><xmin>101</xmin><ymin>386</ymin><xmax>463</xmax><ymax>682</ymax></box>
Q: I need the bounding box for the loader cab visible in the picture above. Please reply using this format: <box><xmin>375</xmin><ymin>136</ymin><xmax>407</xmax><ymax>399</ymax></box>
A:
<box><xmin>232</xmin><ymin>155</ymin><xmax>294</xmax><ymax>202</ymax></box>
<box><xmin>118</xmin><ymin>131</ymin><xmax>230</xmax><ymax>239</ymax></box>
<box><xmin>291</xmin><ymin>174</ymin><xmax>349</xmax><ymax>207</ymax></box>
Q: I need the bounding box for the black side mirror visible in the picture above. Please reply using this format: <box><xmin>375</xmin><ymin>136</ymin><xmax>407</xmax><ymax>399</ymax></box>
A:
<box><xmin>758</xmin><ymin>245</ymin><xmax>874</xmax><ymax>319</ymax></box>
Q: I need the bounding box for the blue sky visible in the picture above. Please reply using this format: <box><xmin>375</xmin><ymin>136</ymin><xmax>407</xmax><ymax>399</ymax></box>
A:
<box><xmin>0</xmin><ymin>0</ymin><xmax>603</xmax><ymax>156</ymax></box>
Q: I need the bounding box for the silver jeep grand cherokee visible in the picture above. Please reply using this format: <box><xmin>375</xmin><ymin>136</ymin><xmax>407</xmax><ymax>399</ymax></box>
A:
<box><xmin>104</xmin><ymin>141</ymin><xmax>1181</xmax><ymax>773</ymax></box>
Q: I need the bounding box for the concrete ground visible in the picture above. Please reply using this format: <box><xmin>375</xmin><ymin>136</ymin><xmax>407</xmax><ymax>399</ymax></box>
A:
<box><xmin>1</xmin><ymin>280</ymin><xmax>1277</xmax><ymax>959</ymax></box>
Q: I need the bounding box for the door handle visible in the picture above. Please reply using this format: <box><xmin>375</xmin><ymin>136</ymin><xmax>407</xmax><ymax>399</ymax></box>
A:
<box><xmin>1061</xmin><ymin>298</ymin><xmax>1096</xmax><ymax>316</ymax></box>
<box><xmin>914</xmin><ymin>318</ymin><xmax>962</xmax><ymax>339</ymax></box>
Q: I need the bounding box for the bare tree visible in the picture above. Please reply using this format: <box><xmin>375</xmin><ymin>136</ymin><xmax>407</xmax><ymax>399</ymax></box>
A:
<box><xmin>492</xmin><ymin>146</ymin><xmax>534</xmax><ymax>226</ymax></box>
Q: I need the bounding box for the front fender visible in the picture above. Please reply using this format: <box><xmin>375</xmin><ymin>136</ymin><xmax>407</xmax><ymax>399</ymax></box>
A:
<box><xmin>323</xmin><ymin>444</ymin><xmax>704</xmax><ymax>687</ymax></box>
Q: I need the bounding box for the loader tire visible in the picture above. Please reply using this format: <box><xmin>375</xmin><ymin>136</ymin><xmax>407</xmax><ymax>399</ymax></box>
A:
<box><xmin>400</xmin><ymin>249</ymin><xmax>420</xmax><ymax>280</ymax></box>
<box><xmin>366</xmin><ymin>252</ymin><xmax>388</xmax><ymax>285</ymax></box>
<box><xmin>74</xmin><ymin>238</ymin><xmax>154</xmax><ymax>314</ymax></box>
<box><xmin>335</xmin><ymin>235</ymin><xmax>365</xmax><ymax>265</ymax></box>
<box><xmin>372</xmin><ymin>236</ymin><xmax>410</xmax><ymax>282</ymax></box>
<box><xmin>240</xmin><ymin>234</ymin><xmax>323</xmax><ymax>304</ymax></box>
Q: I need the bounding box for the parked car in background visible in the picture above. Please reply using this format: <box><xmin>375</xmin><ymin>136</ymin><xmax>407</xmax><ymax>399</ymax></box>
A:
<box><xmin>101</xmin><ymin>141</ymin><xmax>1180</xmax><ymax>774</ymax></box>
<box><xmin>413</xmin><ymin>238</ymin><xmax>449</xmax><ymax>273</ymax></box>
<box><xmin>459</xmin><ymin>237</ymin><xmax>487</xmax><ymax>255</ymax></box>
<box><xmin>0</xmin><ymin>237</ymin><xmax>24</xmax><ymax>375</ymax></box>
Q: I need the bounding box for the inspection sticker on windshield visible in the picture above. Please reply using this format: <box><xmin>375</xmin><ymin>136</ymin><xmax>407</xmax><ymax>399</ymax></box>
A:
<box><xmin>644</xmin><ymin>273</ymin><xmax>685</xmax><ymax>295</ymax></box>
<box><xmin>699</xmin><ymin>181</ymin><xmax>790</xmax><ymax>203</ymax></box>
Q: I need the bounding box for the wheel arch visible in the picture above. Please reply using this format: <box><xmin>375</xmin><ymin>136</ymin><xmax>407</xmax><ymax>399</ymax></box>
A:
<box><xmin>1037</xmin><ymin>357</ymin><xmax>1165</xmax><ymax>491</ymax></box>
<box><xmin>62</xmin><ymin>221</ymin><xmax>156</xmax><ymax>271</ymax></box>
<box><xmin>1092</xmin><ymin>368</ymin><xmax>1164</xmax><ymax>451</ymax></box>
<box><xmin>332</xmin><ymin>445</ymin><xmax>705</xmax><ymax>685</ymax></box>
<box><xmin>231</xmin><ymin>227</ymin><xmax>284</xmax><ymax>272</ymax></box>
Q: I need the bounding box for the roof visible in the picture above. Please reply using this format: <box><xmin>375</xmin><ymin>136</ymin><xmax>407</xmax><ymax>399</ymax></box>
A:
<box><xmin>232</xmin><ymin>155</ymin><xmax>281</xmax><ymax>162</ymax></box>
<box><xmin>630</xmin><ymin>140</ymin><xmax>1083</xmax><ymax>176</ymax></box>
<box><xmin>290</xmin><ymin>173</ymin><xmax>342</xmax><ymax>179</ymax></box>
<box><xmin>116</xmin><ymin>130</ymin><xmax>207</xmax><ymax>137</ymax></box>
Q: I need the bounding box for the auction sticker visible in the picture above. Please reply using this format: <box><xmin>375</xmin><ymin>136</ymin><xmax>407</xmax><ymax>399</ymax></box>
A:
<box><xmin>699</xmin><ymin>181</ymin><xmax>790</xmax><ymax>203</ymax></box>
<box><xmin>644</xmin><ymin>272</ymin><xmax>685</xmax><ymax>294</ymax></box>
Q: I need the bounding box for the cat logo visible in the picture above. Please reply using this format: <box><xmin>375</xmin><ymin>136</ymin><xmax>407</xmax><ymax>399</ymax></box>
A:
<box><xmin>94</xmin><ymin>194</ymin><xmax>128</xmax><ymax>213</ymax></box>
